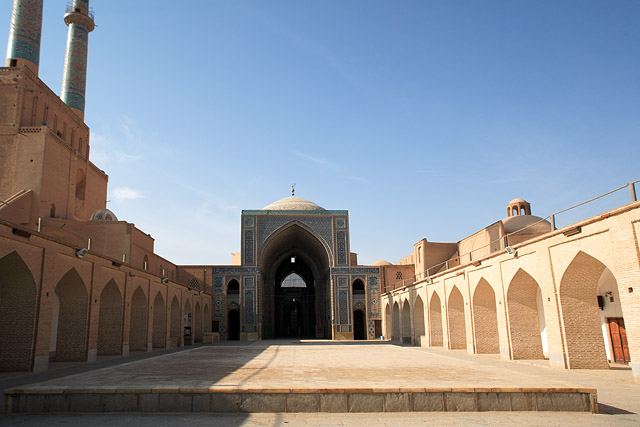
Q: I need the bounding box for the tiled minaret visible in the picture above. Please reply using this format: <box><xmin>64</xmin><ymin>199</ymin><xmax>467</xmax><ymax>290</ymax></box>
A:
<box><xmin>61</xmin><ymin>0</ymin><xmax>95</xmax><ymax>120</ymax></box>
<box><xmin>5</xmin><ymin>0</ymin><xmax>43</xmax><ymax>74</ymax></box>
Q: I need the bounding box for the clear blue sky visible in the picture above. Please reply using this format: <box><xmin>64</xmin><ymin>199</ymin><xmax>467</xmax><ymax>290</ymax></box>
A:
<box><xmin>4</xmin><ymin>1</ymin><xmax>639</xmax><ymax>265</ymax></box>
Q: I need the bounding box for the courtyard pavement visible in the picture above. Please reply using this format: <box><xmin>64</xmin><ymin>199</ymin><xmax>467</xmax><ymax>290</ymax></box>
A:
<box><xmin>1</xmin><ymin>340</ymin><xmax>639</xmax><ymax>425</ymax></box>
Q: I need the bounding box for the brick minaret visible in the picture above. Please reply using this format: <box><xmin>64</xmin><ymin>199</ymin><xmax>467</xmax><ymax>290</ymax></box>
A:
<box><xmin>5</xmin><ymin>0</ymin><xmax>43</xmax><ymax>74</ymax></box>
<box><xmin>61</xmin><ymin>0</ymin><xmax>95</xmax><ymax>120</ymax></box>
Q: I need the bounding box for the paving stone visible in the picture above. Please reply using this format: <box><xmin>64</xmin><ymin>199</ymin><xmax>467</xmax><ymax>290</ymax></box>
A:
<box><xmin>138</xmin><ymin>394</ymin><xmax>159</xmax><ymax>412</ymax></box>
<box><xmin>510</xmin><ymin>392</ymin><xmax>536</xmax><ymax>411</ymax></box>
<box><xmin>319</xmin><ymin>394</ymin><xmax>348</xmax><ymax>412</ymax></box>
<box><xmin>551</xmin><ymin>392</ymin><xmax>587</xmax><ymax>412</ymax></box>
<box><xmin>69</xmin><ymin>394</ymin><xmax>100</xmax><ymax>412</ymax></box>
<box><xmin>44</xmin><ymin>394</ymin><xmax>69</xmax><ymax>412</ymax></box>
<box><xmin>211</xmin><ymin>393</ymin><xmax>242</xmax><ymax>412</ymax></box>
<box><xmin>240</xmin><ymin>394</ymin><xmax>286</xmax><ymax>413</ymax></box>
<box><xmin>384</xmin><ymin>392</ymin><xmax>410</xmax><ymax>412</ymax></box>
<box><xmin>101</xmin><ymin>394</ymin><xmax>138</xmax><ymax>412</ymax></box>
<box><xmin>413</xmin><ymin>392</ymin><xmax>444</xmax><ymax>411</ymax></box>
<box><xmin>158</xmin><ymin>393</ymin><xmax>192</xmax><ymax>412</ymax></box>
<box><xmin>286</xmin><ymin>393</ymin><xmax>319</xmax><ymax>412</ymax></box>
<box><xmin>348</xmin><ymin>393</ymin><xmax>384</xmax><ymax>412</ymax></box>
<box><xmin>445</xmin><ymin>392</ymin><xmax>477</xmax><ymax>411</ymax></box>
<box><xmin>476</xmin><ymin>392</ymin><xmax>511</xmax><ymax>411</ymax></box>
<box><xmin>192</xmin><ymin>394</ymin><xmax>211</xmax><ymax>412</ymax></box>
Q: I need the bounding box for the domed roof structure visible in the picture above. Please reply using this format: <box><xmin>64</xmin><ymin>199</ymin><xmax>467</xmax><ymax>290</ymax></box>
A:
<box><xmin>90</xmin><ymin>208</ymin><xmax>118</xmax><ymax>222</ymax></box>
<box><xmin>509</xmin><ymin>198</ymin><xmax>527</xmax><ymax>204</ymax></box>
<box><xmin>262</xmin><ymin>196</ymin><xmax>325</xmax><ymax>211</ymax></box>
<box><xmin>502</xmin><ymin>215</ymin><xmax>551</xmax><ymax>234</ymax></box>
<box><xmin>371</xmin><ymin>260</ymin><xmax>393</xmax><ymax>266</ymax></box>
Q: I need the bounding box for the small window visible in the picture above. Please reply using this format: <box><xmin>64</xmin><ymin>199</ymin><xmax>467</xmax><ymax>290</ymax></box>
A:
<box><xmin>227</xmin><ymin>279</ymin><xmax>239</xmax><ymax>295</ymax></box>
<box><xmin>396</xmin><ymin>271</ymin><xmax>403</xmax><ymax>280</ymax></box>
<box><xmin>352</xmin><ymin>279</ymin><xmax>365</xmax><ymax>295</ymax></box>
<box><xmin>143</xmin><ymin>255</ymin><xmax>149</xmax><ymax>271</ymax></box>
<box><xmin>9</xmin><ymin>59</ymin><xmax>17</xmax><ymax>67</ymax></box>
<box><xmin>281</xmin><ymin>273</ymin><xmax>306</xmax><ymax>288</ymax></box>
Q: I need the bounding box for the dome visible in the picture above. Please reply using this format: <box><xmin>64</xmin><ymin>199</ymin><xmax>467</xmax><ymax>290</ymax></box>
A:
<box><xmin>371</xmin><ymin>259</ymin><xmax>393</xmax><ymax>266</ymax></box>
<box><xmin>509</xmin><ymin>198</ymin><xmax>527</xmax><ymax>204</ymax></box>
<box><xmin>502</xmin><ymin>215</ymin><xmax>551</xmax><ymax>234</ymax></box>
<box><xmin>90</xmin><ymin>208</ymin><xmax>118</xmax><ymax>222</ymax></box>
<box><xmin>262</xmin><ymin>196</ymin><xmax>325</xmax><ymax>211</ymax></box>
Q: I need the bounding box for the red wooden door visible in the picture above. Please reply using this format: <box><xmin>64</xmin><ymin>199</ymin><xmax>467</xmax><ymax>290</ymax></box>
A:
<box><xmin>607</xmin><ymin>318</ymin><xmax>630</xmax><ymax>363</ymax></box>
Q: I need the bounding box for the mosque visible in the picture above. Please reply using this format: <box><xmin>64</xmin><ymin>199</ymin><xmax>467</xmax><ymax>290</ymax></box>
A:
<box><xmin>1</xmin><ymin>0</ymin><xmax>639</xmax><ymax>383</ymax></box>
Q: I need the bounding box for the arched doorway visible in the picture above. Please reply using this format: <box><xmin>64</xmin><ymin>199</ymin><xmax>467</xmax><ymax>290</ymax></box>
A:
<box><xmin>228</xmin><ymin>308</ymin><xmax>240</xmax><ymax>340</ymax></box>
<box><xmin>402</xmin><ymin>300</ymin><xmax>412</xmax><ymax>344</ymax></box>
<box><xmin>97</xmin><ymin>279</ymin><xmax>123</xmax><ymax>356</ymax></box>
<box><xmin>559</xmin><ymin>251</ymin><xmax>611</xmax><ymax>369</ymax></box>
<box><xmin>429</xmin><ymin>292</ymin><xmax>443</xmax><ymax>347</ymax></box>
<box><xmin>260</xmin><ymin>224</ymin><xmax>331</xmax><ymax>339</ymax></box>
<box><xmin>413</xmin><ymin>295</ymin><xmax>425</xmax><ymax>346</ymax></box>
<box><xmin>0</xmin><ymin>251</ymin><xmax>37</xmax><ymax>371</ymax></box>
<box><xmin>129</xmin><ymin>286</ymin><xmax>147</xmax><ymax>351</ymax></box>
<box><xmin>472</xmin><ymin>279</ymin><xmax>499</xmax><ymax>354</ymax></box>
<box><xmin>170</xmin><ymin>296</ymin><xmax>181</xmax><ymax>346</ymax></box>
<box><xmin>54</xmin><ymin>268</ymin><xmax>88</xmax><ymax>361</ymax></box>
<box><xmin>195</xmin><ymin>302</ymin><xmax>203</xmax><ymax>343</ymax></box>
<box><xmin>448</xmin><ymin>286</ymin><xmax>466</xmax><ymax>350</ymax></box>
<box><xmin>392</xmin><ymin>302</ymin><xmax>400</xmax><ymax>341</ymax></box>
<box><xmin>353</xmin><ymin>309</ymin><xmax>366</xmax><ymax>340</ymax></box>
<box><xmin>507</xmin><ymin>269</ymin><xmax>546</xmax><ymax>360</ymax></box>
<box><xmin>152</xmin><ymin>292</ymin><xmax>166</xmax><ymax>349</ymax></box>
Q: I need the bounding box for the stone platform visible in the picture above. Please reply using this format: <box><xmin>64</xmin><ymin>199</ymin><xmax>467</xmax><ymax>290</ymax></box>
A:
<box><xmin>4</xmin><ymin>341</ymin><xmax>599</xmax><ymax>413</ymax></box>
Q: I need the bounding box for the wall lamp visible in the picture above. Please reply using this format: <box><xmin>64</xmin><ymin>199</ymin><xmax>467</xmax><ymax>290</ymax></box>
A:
<box><xmin>76</xmin><ymin>248</ymin><xmax>88</xmax><ymax>258</ymax></box>
<box><xmin>161</xmin><ymin>278</ymin><xmax>169</xmax><ymax>284</ymax></box>
<box><xmin>505</xmin><ymin>246</ymin><xmax>517</xmax><ymax>257</ymax></box>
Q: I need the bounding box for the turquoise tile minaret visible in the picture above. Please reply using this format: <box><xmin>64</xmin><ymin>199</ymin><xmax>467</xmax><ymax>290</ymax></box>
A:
<box><xmin>5</xmin><ymin>0</ymin><xmax>43</xmax><ymax>74</ymax></box>
<box><xmin>61</xmin><ymin>0</ymin><xmax>95</xmax><ymax>120</ymax></box>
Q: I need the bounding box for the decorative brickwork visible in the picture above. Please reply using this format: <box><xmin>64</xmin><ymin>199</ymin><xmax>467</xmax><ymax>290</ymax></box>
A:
<box><xmin>54</xmin><ymin>268</ymin><xmax>88</xmax><ymax>361</ymax></box>
<box><xmin>448</xmin><ymin>286</ymin><xmax>466</xmax><ymax>350</ymax></box>
<box><xmin>429</xmin><ymin>292</ymin><xmax>443</xmax><ymax>346</ymax></box>
<box><xmin>0</xmin><ymin>251</ymin><xmax>36</xmax><ymax>371</ymax></box>
<box><xmin>129</xmin><ymin>287</ymin><xmax>147</xmax><ymax>351</ymax></box>
<box><xmin>413</xmin><ymin>295</ymin><xmax>425</xmax><ymax>342</ymax></box>
<box><xmin>97</xmin><ymin>280</ymin><xmax>123</xmax><ymax>356</ymax></box>
<box><xmin>152</xmin><ymin>292</ymin><xmax>166</xmax><ymax>348</ymax></box>
<box><xmin>559</xmin><ymin>251</ymin><xmax>609</xmax><ymax>369</ymax></box>
<box><xmin>472</xmin><ymin>279</ymin><xmax>499</xmax><ymax>354</ymax></box>
<box><xmin>507</xmin><ymin>269</ymin><xmax>544</xmax><ymax>359</ymax></box>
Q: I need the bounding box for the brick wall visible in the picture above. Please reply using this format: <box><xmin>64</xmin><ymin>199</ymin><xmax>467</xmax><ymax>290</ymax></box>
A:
<box><xmin>507</xmin><ymin>269</ymin><xmax>544</xmax><ymax>359</ymax></box>
<box><xmin>129</xmin><ymin>287</ymin><xmax>147</xmax><ymax>351</ymax></box>
<box><xmin>448</xmin><ymin>287</ymin><xmax>466</xmax><ymax>350</ymax></box>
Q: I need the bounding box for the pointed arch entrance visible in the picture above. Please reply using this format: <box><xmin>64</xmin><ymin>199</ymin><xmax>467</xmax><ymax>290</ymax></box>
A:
<box><xmin>507</xmin><ymin>269</ymin><xmax>546</xmax><ymax>360</ymax></box>
<box><xmin>429</xmin><ymin>292</ymin><xmax>443</xmax><ymax>347</ymax></box>
<box><xmin>448</xmin><ymin>286</ymin><xmax>466</xmax><ymax>350</ymax></box>
<box><xmin>54</xmin><ymin>269</ymin><xmax>88</xmax><ymax>361</ymax></box>
<box><xmin>129</xmin><ymin>286</ymin><xmax>147</xmax><ymax>351</ymax></box>
<box><xmin>559</xmin><ymin>251</ymin><xmax>611</xmax><ymax>369</ymax></box>
<box><xmin>97</xmin><ymin>280</ymin><xmax>123</xmax><ymax>356</ymax></box>
<box><xmin>0</xmin><ymin>252</ymin><xmax>37</xmax><ymax>371</ymax></box>
<box><xmin>260</xmin><ymin>223</ymin><xmax>331</xmax><ymax>339</ymax></box>
<box><xmin>152</xmin><ymin>292</ymin><xmax>166</xmax><ymax>349</ymax></box>
<box><xmin>472</xmin><ymin>279</ymin><xmax>499</xmax><ymax>354</ymax></box>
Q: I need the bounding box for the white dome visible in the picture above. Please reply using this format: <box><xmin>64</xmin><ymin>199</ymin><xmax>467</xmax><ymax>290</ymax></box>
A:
<box><xmin>262</xmin><ymin>196</ymin><xmax>325</xmax><ymax>211</ymax></box>
<box><xmin>90</xmin><ymin>208</ymin><xmax>118</xmax><ymax>222</ymax></box>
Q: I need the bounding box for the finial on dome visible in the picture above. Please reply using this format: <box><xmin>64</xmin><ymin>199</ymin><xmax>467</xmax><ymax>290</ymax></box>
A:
<box><xmin>291</xmin><ymin>183</ymin><xmax>296</xmax><ymax>197</ymax></box>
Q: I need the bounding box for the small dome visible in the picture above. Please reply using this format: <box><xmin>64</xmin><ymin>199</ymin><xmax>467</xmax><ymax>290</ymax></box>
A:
<box><xmin>90</xmin><ymin>208</ymin><xmax>118</xmax><ymax>222</ymax></box>
<box><xmin>371</xmin><ymin>259</ymin><xmax>393</xmax><ymax>266</ymax></box>
<box><xmin>509</xmin><ymin>198</ymin><xmax>527</xmax><ymax>204</ymax></box>
<box><xmin>502</xmin><ymin>215</ymin><xmax>551</xmax><ymax>234</ymax></box>
<box><xmin>262</xmin><ymin>196</ymin><xmax>325</xmax><ymax>211</ymax></box>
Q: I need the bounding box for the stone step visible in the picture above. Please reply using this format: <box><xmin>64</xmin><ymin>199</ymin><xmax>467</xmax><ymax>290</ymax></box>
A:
<box><xmin>5</xmin><ymin>386</ymin><xmax>597</xmax><ymax>413</ymax></box>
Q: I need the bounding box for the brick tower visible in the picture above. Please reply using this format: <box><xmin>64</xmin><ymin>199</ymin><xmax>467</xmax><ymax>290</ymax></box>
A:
<box><xmin>61</xmin><ymin>0</ymin><xmax>95</xmax><ymax>120</ymax></box>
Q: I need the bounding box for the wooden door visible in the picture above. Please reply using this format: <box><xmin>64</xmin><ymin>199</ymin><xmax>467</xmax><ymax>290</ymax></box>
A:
<box><xmin>607</xmin><ymin>318</ymin><xmax>631</xmax><ymax>363</ymax></box>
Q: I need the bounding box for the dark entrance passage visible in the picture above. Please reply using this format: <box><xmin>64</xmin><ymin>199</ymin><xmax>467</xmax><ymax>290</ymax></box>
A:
<box><xmin>261</xmin><ymin>224</ymin><xmax>331</xmax><ymax>339</ymax></box>
<box><xmin>354</xmin><ymin>309</ymin><xmax>366</xmax><ymax>340</ymax></box>
<box><xmin>273</xmin><ymin>264</ymin><xmax>316</xmax><ymax>338</ymax></box>
<box><xmin>228</xmin><ymin>309</ymin><xmax>240</xmax><ymax>340</ymax></box>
